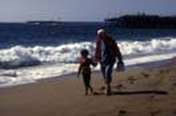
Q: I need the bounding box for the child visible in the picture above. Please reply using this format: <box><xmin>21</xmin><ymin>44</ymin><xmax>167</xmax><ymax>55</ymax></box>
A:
<box><xmin>77</xmin><ymin>49</ymin><xmax>97</xmax><ymax>96</ymax></box>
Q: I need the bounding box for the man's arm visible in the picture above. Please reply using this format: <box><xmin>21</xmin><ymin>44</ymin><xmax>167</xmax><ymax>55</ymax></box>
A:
<box><xmin>116</xmin><ymin>44</ymin><xmax>123</xmax><ymax>63</ymax></box>
<box><xmin>95</xmin><ymin>37</ymin><xmax>101</xmax><ymax>62</ymax></box>
<box><xmin>115</xmin><ymin>43</ymin><xmax>125</xmax><ymax>71</ymax></box>
<box><xmin>112</xmin><ymin>40</ymin><xmax>123</xmax><ymax>62</ymax></box>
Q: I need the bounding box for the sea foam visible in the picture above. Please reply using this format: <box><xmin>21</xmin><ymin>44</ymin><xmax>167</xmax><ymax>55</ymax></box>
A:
<box><xmin>0</xmin><ymin>37</ymin><xmax>176</xmax><ymax>69</ymax></box>
<box><xmin>0</xmin><ymin>37</ymin><xmax>176</xmax><ymax>87</ymax></box>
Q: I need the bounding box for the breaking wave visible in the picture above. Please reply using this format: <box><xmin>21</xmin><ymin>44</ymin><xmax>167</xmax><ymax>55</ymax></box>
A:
<box><xmin>0</xmin><ymin>37</ymin><xmax>176</xmax><ymax>69</ymax></box>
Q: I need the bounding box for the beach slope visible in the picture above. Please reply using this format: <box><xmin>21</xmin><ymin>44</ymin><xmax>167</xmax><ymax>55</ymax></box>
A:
<box><xmin>0</xmin><ymin>65</ymin><xmax>176</xmax><ymax>116</ymax></box>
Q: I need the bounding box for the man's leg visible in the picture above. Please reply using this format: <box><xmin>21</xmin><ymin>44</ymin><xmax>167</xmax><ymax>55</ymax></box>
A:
<box><xmin>105</xmin><ymin>62</ymin><xmax>115</xmax><ymax>95</ymax></box>
<box><xmin>101</xmin><ymin>64</ymin><xmax>106</xmax><ymax>80</ymax></box>
<box><xmin>101</xmin><ymin>63</ymin><xmax>115</xmax><ymax>95</ymax></box>
<box><xmin>100</xmin><ymin>64</ymin><xmax>109</xmax><ymax>93</ymax></box>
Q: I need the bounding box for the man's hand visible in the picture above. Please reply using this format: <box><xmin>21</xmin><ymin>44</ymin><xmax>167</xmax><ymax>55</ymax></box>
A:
<box><xmin>116</xmin><ymin>61</ymin><xmax>125</xmax><ymax>72</ymax></box>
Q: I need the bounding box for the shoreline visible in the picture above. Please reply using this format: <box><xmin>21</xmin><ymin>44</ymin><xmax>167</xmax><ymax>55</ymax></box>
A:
<box><xmin>0</xmin><ymin>56</ymin><xmax>175</xmax><ymax>89</ymax></box>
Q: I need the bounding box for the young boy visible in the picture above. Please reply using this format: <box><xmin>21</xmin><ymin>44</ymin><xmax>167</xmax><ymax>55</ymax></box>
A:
<box><xmin>77</xmin><ymin>49</ymin><xmax>97</xmax><ymax>96</ymax></box>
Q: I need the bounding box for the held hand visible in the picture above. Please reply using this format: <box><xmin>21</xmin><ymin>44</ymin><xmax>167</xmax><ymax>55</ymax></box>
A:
<box><xmin>93</xmin><ymin>62</ymin><xmax>98</xmax><ymax>67</ymax></box>
<box><xmin>91</xmin><ymin>57</ymin><xmax>98</xmax><ymax>67</ymax></box>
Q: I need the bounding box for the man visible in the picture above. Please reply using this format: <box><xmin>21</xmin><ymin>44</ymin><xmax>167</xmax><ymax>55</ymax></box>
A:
<box><xmin>95</xmin><ymin>29</ymin><xmax>124</xmax><ymax>95</ymax></box>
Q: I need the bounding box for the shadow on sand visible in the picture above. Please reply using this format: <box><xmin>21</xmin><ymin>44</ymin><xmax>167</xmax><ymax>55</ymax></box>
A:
<box><xmin>94</xmin><ymin>90</ymin><xmax>168</xmax><ymax>96</ymax></box>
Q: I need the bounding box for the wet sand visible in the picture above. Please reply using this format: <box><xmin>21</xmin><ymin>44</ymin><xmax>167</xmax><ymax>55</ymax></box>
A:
<box><xmin>0</xmin><ymin>63</ymin><xmax>176</xmax><ymax>116</ymax></box>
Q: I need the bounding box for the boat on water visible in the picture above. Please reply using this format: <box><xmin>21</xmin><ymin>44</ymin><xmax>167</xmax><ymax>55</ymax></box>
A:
<box><xmin>26</xmin><ymin>21</ymin><xmax>63</xmax><ymax>26</ymax></box>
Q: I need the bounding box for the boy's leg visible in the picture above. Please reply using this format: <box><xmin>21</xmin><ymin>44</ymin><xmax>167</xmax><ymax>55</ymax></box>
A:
<box><xmin>88</xmin><ymin>80</ymin><xmax>94</xmax><ymax>94</ymax></box>
<box><xmin>83</xmin><ymin>75</ymin><xmax>89</xmax><ymax>95</ymax></box>
<box><xmin>86</xmin><ymin>73</ymin><xmax>94</xmax><ymax>94</ymax></box>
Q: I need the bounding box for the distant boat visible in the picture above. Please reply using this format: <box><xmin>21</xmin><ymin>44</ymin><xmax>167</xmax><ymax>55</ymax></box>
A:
<box><xmin>26</xmin><ymin>21</ymin><xmax>63</xmax><ymax>26</ymax></box>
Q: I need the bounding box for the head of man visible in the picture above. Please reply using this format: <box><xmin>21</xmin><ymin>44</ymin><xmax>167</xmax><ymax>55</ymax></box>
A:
<box><xmin>97</xmin><ymin>29</ymin><xmax>107</xmax><ymax>39</ymax></box>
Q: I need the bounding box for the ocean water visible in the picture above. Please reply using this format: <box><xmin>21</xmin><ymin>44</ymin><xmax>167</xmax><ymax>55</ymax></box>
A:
<box><xmin>0</xmin><ymin>22</ymin><xmax>176</xmax><ymax>87</ymax></box>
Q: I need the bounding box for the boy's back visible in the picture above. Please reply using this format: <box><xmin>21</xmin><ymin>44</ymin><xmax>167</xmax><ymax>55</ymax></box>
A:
<box><xmin>80</xmin><ymin>57</ymin><xmax>96</xmax><ymax>74</ymax></box>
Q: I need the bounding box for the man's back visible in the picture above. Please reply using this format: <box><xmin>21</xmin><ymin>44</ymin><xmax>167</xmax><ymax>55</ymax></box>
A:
<box><xmin>101</xmin><ymin>37</ymin><xmax>116</xmax><ymax>65</ymax></box>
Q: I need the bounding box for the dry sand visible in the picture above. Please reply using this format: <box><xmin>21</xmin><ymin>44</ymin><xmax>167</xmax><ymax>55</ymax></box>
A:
<box><xmin>0</xmin><ymin>64</ymin><xmax>176</xmax><ymax>116</ymax></box>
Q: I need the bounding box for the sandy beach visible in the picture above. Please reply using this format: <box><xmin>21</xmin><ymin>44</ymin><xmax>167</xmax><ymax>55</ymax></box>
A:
<box><xmin>0</xmin><ymin>62</ymin><xmax>176</xmax><ymax>116</ymax></box>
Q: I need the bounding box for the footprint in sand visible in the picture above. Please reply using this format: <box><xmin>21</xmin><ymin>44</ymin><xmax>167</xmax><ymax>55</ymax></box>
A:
<box><xmin>118</xmin><ymin>110</ymin><xmax>127</xmax><ymax>116</ymax></box>
<box><xmin>141</xmin><ymin>72</ymin><xmax>150</xmax><ymax>78</ymax></box>
<box><xmin>150</xmin><ymin>95</ymin><xmax>155</xmax><ymax>99</ymax></box>
<box><xmin>150</xmin><ymin>110</ymin><xmax>161</xmax><ymax>116</ymax></box>
<box><xmin>173</xmin><ymin>83</ymin><xmax>176</xmax><ymax>86</ymax></box>
<box><xmin>99</xmin><ymin>86</ymin><xmax>106</xmax><ymax>91</ymax></box>
<box><xmin>159</xmin><ymin>69</ymin><xmax>170</xmax><ymax>74</ymax></box>
<box><xmin>114</xmin><ymin>84</ymin><xmax>126</xmax><ymax>90</ymax></box>
<box><xmin>173</xmin><ymin>110</ymin><xmax>176</xmax><ymax>115</ymax></box>
<box><xmin>127</xmin><ymin>76</ymin><xmax>137</xmax><ymax>84</ymax></box>
<box><xmin>150</xmin><ymin>110</ymin><xmax>160</xmax><ymax>116</ymax></box>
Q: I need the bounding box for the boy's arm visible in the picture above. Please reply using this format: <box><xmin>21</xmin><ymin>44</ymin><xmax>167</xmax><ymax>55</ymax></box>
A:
<box><xmin>77</xmin><ymin>64</ymin><xmax>82</xmax><ymax>78</ymax></box>
<box><xmin>90</xmin><ymin>58</ymin><xmax>97</xmax><ymax>67</ymax></box>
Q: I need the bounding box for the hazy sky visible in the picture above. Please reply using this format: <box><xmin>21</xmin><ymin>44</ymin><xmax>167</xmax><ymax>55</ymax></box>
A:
<box><xmin>0</xmin><ymin>0</ymin><xmax>176</xmax><ymax>22</ymax></box>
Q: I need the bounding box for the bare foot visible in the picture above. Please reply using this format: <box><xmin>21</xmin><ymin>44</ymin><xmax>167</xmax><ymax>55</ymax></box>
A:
<box><xmin>141</xmin><ymin>72</ymin><xmax>150</xmax><ymax>78</ymax></box>
<box><xmin>115</xmin><ymin>84</ymin><xmax>123</xmax><ymax>89</ymax></box>
<box><xmin>128</xmin><ymin>76</ymin><xmax>136</xmax><ymax>84</ymax></box>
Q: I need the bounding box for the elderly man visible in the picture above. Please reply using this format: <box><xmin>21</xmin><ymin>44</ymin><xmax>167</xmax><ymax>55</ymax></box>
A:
<box><xmin>95</xmin><ymin>29</ymin><xmax>124</xmax><ymax>95</ymax></box>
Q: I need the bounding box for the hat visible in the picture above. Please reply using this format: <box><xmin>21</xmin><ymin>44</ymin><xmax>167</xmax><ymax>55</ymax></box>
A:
<box><xmin>97</xmin><ymin>29</ymin><xmax>105</xmax><ymax>35</ymax></box>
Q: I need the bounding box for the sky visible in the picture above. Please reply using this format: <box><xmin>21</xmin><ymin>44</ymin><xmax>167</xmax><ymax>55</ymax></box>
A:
<box><xmin>0</xmin><ymin>0</ymin><xmax>176</xmax><ymax>22</ymax></box>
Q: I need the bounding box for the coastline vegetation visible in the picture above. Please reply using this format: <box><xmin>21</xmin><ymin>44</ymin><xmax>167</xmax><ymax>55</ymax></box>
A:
<box><xmin>105</xmin><ymin>13</ymin><xmax>176</xmax><ymax>28</ymax></box>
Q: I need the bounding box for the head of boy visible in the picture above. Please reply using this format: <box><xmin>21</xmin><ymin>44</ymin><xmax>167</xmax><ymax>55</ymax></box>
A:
<box><xmin>81</xmin><ymin>49</ymin><xmax>89</xmax><ymax>58</ymax></box>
